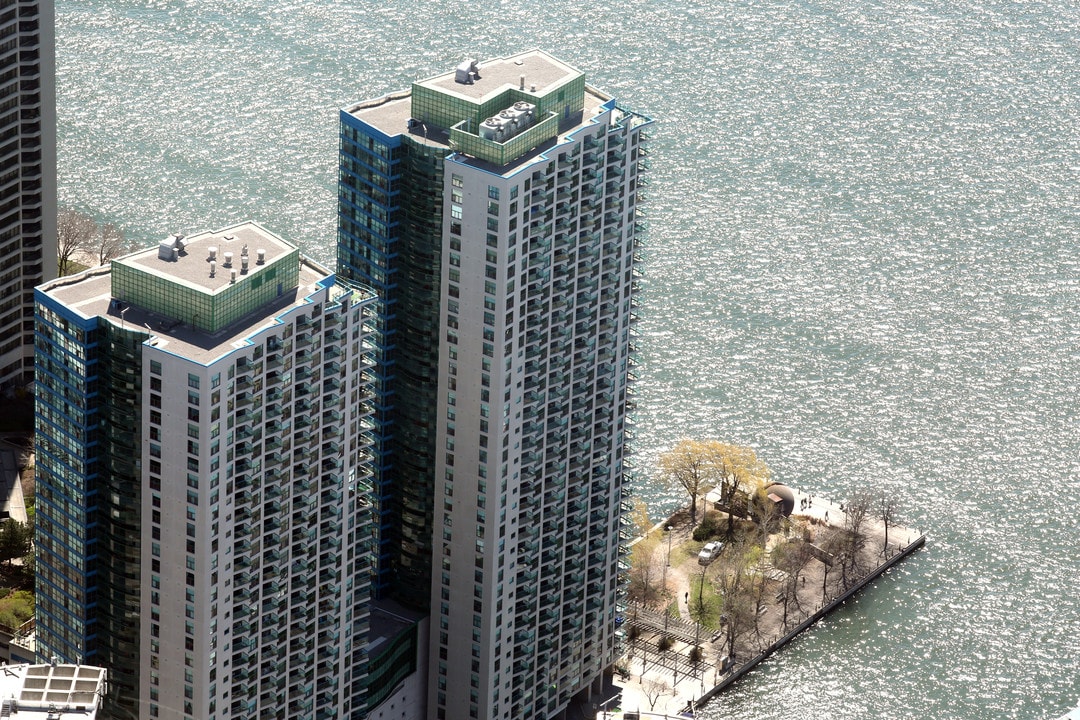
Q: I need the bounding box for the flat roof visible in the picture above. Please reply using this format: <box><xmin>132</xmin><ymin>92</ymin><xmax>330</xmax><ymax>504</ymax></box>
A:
<box><xmin>347</xmin><ymin>84</ymin><xmax>613</xmax><ymax>176</ymax></box>
<box><xmin>44</xmin><ymin>261</ymin><xmax>333</xmax><ymax>364</ymax></box>
<box><xmin>40</xmin><ymin>223</ymin><xmax>345</xmax><ymax>364</ymax></box>
<box><xmin>367</xmin><ymin>598</ymin><xmax>425</xmax><ymax>656</ymax></box>
<box><xmin>117</xmin><ymin>222</ymin><xmax>295</xmax><ymax>295</ymax></box>
<box><xmin>417</xmin><ymin>50</ymin><xmax>581</xmax><ymax>103</ymax></box>
<box><xmin>0</xmin><ymin>664</ymin><xmax>106</xmax><ymax>718</ymax></box>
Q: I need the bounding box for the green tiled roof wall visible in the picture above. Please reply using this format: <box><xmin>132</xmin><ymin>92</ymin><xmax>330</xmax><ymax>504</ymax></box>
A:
<box><xmin>449</xmin><ymin>112</ymin><xmax>560</xmax><ymax>166</ymax></box>
<box><xmin>411</xmin><ymin>73</ymin><xmax>586</xmax><ymax>166</ymax></box>
<box><xmin>111</xmin><ymin>249</ymin><xmax>300</xmax><ymax>333</ymax></box>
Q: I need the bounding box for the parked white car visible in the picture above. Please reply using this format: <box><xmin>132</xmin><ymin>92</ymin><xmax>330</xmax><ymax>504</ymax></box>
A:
<box><xmin>698</xmin><ymin>541</ymin><xmax>722</xmax><ymax>565</ymax></box>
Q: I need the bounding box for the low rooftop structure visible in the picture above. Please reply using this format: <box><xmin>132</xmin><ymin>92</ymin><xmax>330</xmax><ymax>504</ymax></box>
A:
<box><xmin>0</xmin><ymin>663</ymin><xmax>107</xmax><ymax>718</ymax></box>
<box><xmin>39</xmin><ymin>221</ymin><xmax>341</xmax><ymax>363</ymax></box>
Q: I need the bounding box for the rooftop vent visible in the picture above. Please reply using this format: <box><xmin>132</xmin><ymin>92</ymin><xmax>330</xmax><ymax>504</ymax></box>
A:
<box><xmin>257</xmin><ymin>248</ymin><xmax>266</xmax><ymax>265</ymax></box>
<box><xmin>208</xmin><ymin>246</ymin><xmax>217</xmax><ymax>261</ymax></box>
<box><xmin>478</xmin><ymin>101</ymin><xmax>535</xmax><ymax>143</ymax></box>
<box><xmin>157</xmin><ymin>233</ymin><xmax>185</xmax><ymax>261</ymax></box>
<box><xmin>454</xmin><ymin>59</ymin><xmax>481</xmax><ymax>85</ymax></box>
<box><xmin>223</xmin><ymin>252</ymin><xmax>233</xmax><ymax>268</ymax></box>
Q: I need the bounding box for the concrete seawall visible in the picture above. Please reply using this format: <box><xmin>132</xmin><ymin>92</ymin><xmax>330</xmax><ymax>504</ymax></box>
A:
<box><xmin>693</xmin><ymin>533</ymin><xmax>927</xmax><ymax>709</ymax></box>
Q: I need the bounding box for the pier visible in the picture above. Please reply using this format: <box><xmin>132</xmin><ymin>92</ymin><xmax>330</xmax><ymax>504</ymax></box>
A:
<box><xmin>591</xmin><ymin>489</ymin><xmax>926</xmax><ymax>719</ymax></box>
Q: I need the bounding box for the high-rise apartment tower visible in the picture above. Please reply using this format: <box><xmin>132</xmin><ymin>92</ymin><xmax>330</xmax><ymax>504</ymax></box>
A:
<box><xmin>339</xmin><ymin>50</ymin><xmax>651</xmax><ymax>720</ymax></box>
<box><xmin>0</xmin><ymin>0</ymin><xmax>57</xmax><ymax>389</ymax></box>
<box><xmin>35</xmin><ymin>222</ymin><xmax>377</xmax><ymax>720</ymax></box>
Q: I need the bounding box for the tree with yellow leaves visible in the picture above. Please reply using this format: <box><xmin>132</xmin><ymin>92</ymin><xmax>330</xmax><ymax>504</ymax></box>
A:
<box><xmin>658</xmin><ymin>439</ymin><xmax>771</xmax><ymax>527</ymax></box>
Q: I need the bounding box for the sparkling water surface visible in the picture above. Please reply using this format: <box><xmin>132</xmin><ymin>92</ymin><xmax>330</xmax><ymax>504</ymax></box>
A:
<box><xmin>56</xmin><ymin>0</ymin><xmax>1080</xmax><ymax>717</ymax></box>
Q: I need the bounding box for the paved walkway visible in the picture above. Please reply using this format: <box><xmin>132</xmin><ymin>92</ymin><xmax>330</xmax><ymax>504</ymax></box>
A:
<box><xmin>597</xmin><ymin>488</ymin><xmax>923</xmax><ymax>719</ymax></box>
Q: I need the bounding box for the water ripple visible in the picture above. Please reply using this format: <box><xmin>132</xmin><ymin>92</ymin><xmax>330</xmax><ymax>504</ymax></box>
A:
<box><xmin>57</xmin><ymin>0</ymin><xmax>1080</xmax><ymax>715</ymax></box>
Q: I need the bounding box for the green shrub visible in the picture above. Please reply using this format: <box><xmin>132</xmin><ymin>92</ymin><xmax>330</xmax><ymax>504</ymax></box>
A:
<box><xmin>658</xmin><ymin>635</ymin><xmax>673</xmax><ymax>652</ymax></box>
<box><xmin>692</xmin><ymin>510</ymin><xmax>724</xmax><ymax>541</ymax></box>
<box><xmin>0</xmin><ymin>590</ymin><xmax>33</xmax><ymax>629</ymax></box>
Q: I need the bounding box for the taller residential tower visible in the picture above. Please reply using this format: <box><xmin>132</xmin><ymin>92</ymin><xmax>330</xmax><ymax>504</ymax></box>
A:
<box><xmin>339</xmin><ymin>50</ymin><xmax>651</xmax><ymax>720</ymax></box>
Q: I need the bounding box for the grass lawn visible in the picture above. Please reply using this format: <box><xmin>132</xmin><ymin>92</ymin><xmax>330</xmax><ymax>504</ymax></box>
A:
<box><xmin>689</xmin><ymin>573</ymin><xmax>724</xmax><ymax>630</ymax></box>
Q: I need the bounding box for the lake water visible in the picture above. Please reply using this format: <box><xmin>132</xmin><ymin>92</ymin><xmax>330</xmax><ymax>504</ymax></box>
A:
<box><xmin>56</xmin><ymin>0</ymin><xmax>1080</xmax><ymax>717</ymax></box>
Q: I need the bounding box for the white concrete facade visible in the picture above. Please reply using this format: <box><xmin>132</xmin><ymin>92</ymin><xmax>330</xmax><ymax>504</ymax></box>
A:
<box><xmin>138</xmin><ymin>256</ymin><xmax>376</xmax><ymax>719</ymax></box>
<box><xmin>432</xmin><ymin>100</ymin><xmax>650</xmax><ymax>719</ymax></box>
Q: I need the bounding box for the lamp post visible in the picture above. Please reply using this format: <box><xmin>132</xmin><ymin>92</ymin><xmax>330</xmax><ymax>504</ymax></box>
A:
<box><xmin>663</xmin><ymin>525</ymin><xmax>673</xmax><ymax>632</ymax></box>
<box><xmin>662</xmin><ymin>525</ymin><xmax>672</xmax><ymax>591</ymax></box>
<box><xmin>666</xmin><ymin>525</ymin><xmax>673</xmax><ymax>566</ymax></box>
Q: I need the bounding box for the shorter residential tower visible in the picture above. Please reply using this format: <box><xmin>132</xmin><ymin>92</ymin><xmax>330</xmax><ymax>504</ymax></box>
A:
<box><xmin>35</xmin><ymin>222</ymin><xmax>377</xmax><ymax>720</ymax></box>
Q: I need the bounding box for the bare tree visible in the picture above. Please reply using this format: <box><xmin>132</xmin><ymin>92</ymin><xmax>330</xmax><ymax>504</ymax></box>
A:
<box><xmin>878</xmin><ymin>494</ymin><xmax>900</xmax><ymax>555</ymax></box>
<box><xmin>818</xmin><ymin>527</ymin><xmax>845</xmax><ymax>599</ymax></box>
<box><xmin>630</xmin><ymin>498</ymin><xmax>652</xmax><ymax>537</ymax></box>
<box><xmin>749</xmin><ymin>485</ymin><xmax>781</xmax><ymax>545</ymax></box>
<box><xmin>842</xmin><ymin>491</ymin><xmax>873</xmax><ymax>572</ymax></box>
<box><xmin>642</xmin><ymin>679</ymin><xmax>669</xmax><ymax>711</ymax></box>
<box><xmin>97</xmin><ymin>222</ymin><xmax>128</xmax><ymax>265</ymax></box>
<box><xmin>715</xmin><ymin>542</ymin><xmax>756</xmax><ymax>661</ymax></box>
<box><xmin>691</xmin><ymin>568</ymin><xmax>708</xmax><ymax>621</ymax></box>
<box><xmin>57</xmin><ymin>208</ymin><xmax>96</xmax><ymax>276</ymax></box>
<box><xmin>629</xmin><ymin>536</ymin><xmax>662</xmax><ymax>605</ymax></box>
<box><xmin>771</xmin><ymin>539</ymin><xmax>813</xmax><ymax>625</ymax></box>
